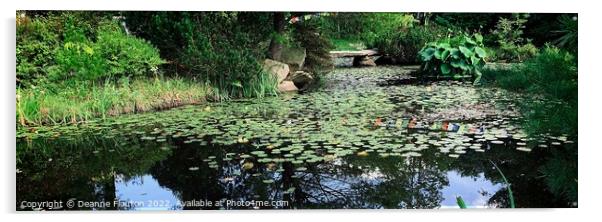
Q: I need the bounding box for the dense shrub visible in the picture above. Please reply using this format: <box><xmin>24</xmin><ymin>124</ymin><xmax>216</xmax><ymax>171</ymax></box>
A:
<box><xmin>17</xmin><ymin>12</ymin><xmax>164</xmax><ymax>86</ymax></box>
<box><xmin>418</xmin><ymin>33</ymin><xmax>488</xmax><ymax>83</ymax></box>
<box><xmin>490</xmin><ymin>14</ymin><xmax>539</xmax><ymax>62</ymax></box>
<box><xmin>372</xmin><ymin>25</ymin><xmax>448</xmax><ymax>64</ymax></box>
<box><xmin>17</xmin><ymin>13</ymin><xmax>63</xmax><ymax>87</ymax></box>
<box><xmin>490</xmin><ymin>46</ymin><xmax>577</xmax><ymax>103</ymax></box>
<box><xmin>292</xmin><ymin>20</ymin><xmax>334</xmax><ymax>77</ymax></box>
<box><xmin>492</xmin><ymin>42</ymin><xmax>539</xmax><ymax>63</ymax></box>
<box><xmin>125</xmin><ymin>12</ymin><xmax>277</xmax><ymax>99</ymax></box>
<box><xmin>52</xmin><ymin>22</ymin><xmax>164</xmax><ymax>83</ymax></box>
<box><xmin>553</xmin><ymin>15</ymin><xmax>577</xmax><ymax>54</ymax></box>
<box><xmin>482</xmin><ymin>46</ymin><xmax>577</xmax><ymax>144</ymax></box>
<box><xmin>433</xmin><ymin>13</ymin><xmax>503</xmax><ymax>33</ymax></box>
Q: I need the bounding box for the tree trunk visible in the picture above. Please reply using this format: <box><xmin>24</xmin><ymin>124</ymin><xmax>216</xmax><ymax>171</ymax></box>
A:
<box><xmin>268</xmin><ymin>12</ymin><xmax>286</xmax><ymax>60</ymax></box>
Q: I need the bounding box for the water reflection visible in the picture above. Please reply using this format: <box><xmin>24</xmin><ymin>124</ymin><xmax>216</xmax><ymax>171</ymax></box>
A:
<box><xmin>17</xmin><ymin>133</ymin><xmax>569</xmax><ymax>210</ymax></box>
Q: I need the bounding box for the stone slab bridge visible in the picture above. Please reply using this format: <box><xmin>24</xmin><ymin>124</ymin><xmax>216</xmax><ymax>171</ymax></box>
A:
<box><xmin>330</xmin><ymin>49</ymin><xmax>379</xmax><ymax>67</ymax></box>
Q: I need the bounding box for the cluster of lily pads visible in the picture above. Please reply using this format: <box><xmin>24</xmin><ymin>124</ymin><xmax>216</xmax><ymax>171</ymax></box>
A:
<box><xmin>17</xmin><ymin>66</ymin><xmax>574</xmax><ymax>176</ymax></box>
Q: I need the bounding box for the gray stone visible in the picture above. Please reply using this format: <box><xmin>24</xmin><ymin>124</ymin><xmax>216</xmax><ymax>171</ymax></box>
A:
<box><xmin>287</xmin><ymin>71</ymin><xmax>314</xmax><ymax>90</ymax></box>
<box><xmin>353</xmin><ymin>56</ymin><xmax>376</xmax><ymax>67</ymax></box>
<box><xmin>263</xmin><ymin>59</ymin><xmax>290</xmax><ymax>83</ymax></box>
<box><xmin>277</xmin><ymin>80</ymin><xmax>298</xmax><ymax>92</ymax></box>
<box><xmin>280</xmin><ymin>47</ymin><xmax>306</xmax><ymax>71</ymax></box>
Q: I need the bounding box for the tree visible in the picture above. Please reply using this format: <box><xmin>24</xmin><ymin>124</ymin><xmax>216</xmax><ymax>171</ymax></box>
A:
<box><xmin>268</xmin><ymin>12</ymin><xmax>286</xmax><ymax>60</ymax></box>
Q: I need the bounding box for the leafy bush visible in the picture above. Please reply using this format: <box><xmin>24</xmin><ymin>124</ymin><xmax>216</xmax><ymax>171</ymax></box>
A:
<box><xmin>313</xmin><ymin>13</ymin><xmax>416</xmax><ymax>43</ymax></box>
<box><xmin>359</xmin><ymin>13</ymin><xmax>418</xmax><ymax>47</ymax></box>
<box><xmin>17</xmin><ymin>13</ymin><xmax>63</xmax><ymax>87</ymax></box>
<box><xmin>293</xmin><ymin>21</ymin><xmax>334</xmax><ymax>76</ymax></box>
<box><xmin>17</xmin><ymin>12</ymin><xmax>164</xmax><ymax>85</ymax></box>
<box><xmin>371</xmin><ymin>25</ymin><xmax>448</xmax><ymax>64</ymax></box>
<box><xmin>95</xmin><ymin>25</ymin><xmax>164</xmax><ymax>78</ymax></box>
<box><xmin>553</xmin><ymin>15</ymin><xmax>577</xmax><ymax>54</ymax></box>
<box><xmin>433</xmin><ymin>13</ymin><xmax>501</xmax><ymax>33</ymax></box>
<box><xmin>493</xmin><ymin>46</ymin><xmax>576</xmax><ymax>102</ymax></box>
<box><xmin>418</xmin><ymin>33</ymin><xmax>489</xmax><ymax>83</ymax></box>
<box><xmin>51</xmin><ymin>22</ymin><xmax>164</xmax><ymax>83</ymax></box>
<box><xmin>125</xmin><ymin>12</ymin><xmax>277</xmax><ymax>99</ymax></box>
<box><xmin>482</xmin><ymin>46</ymin><xmax>577</xmax><ymax>136</ymax></box>
<box><xmin>490</xmin><ymin>14</ymin><xmax>538</xmax><ymax>62</ymax></box>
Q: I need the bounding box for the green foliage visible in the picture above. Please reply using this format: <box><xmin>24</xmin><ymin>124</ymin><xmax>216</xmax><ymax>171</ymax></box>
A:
<box><xmin>456</xmin><ymin>196</ymin><xmax>467</xmax><ymax>209</ymax></box>
<box><xmin>17</xmin><ymin>13</ymin><xmax>63</xmax><ymax>87</ymax></box>
<box><xmin>490</xmin><ymin>160</ymin><xmax>516</xmax><ymax>208</ymax></box>
<box><xmin>372</xmin><ymin>25</ymin><xmax>448</xmax><ymax>64</ymax></box>
<box><xmin>17</xmin><ymin>12</ymin><xmax>164</xmax><ymax>86</ymax></box>
<box><xmin>314</xmin><ymin>12</ymin><xmax>418</xmax><ymax>51</ymax></box>
<box><xmin>481</xmin><ymin>47</ymin><xmax>577</xmax><ymax>202</ymax></box>
<box><xmin>293</xmin><ymin>22</ymin><xmax>334</xmax><ymax>77</ymax></box>
<box><xmin>491</xmin><ymin>46</ymin><xmax>577</xmax><ymax>103</ymax></box>
<box><xmin>553</xmin><ymin>15</ymin><xmax>578</xmax><ymax>54</ymax></box>
<box><xmin>433</xmin><ymin>13</ymin><xmax>501</xmax><ymax>33</ymax></box>
<box><xmin>418</xmin><ymin>33</ymin><xmax>488</xmax><ymax>83</ymax></box>
<box><xmin>493</xmin><ymin>14</ymin><xmax>528</xmax><ymax>47</ymax></box>
<box><xmin>487</xmin><ymin>45</ymin><xmax>577</xmax><ymax>144</ymax></box>
<box><xmin>313</xmin><ymin>13</ymin><xmax>416</xmax><ymax>42</ymax></box>
<box><xmin>490</xmin><ymin>14</ymin><xmax>538</xmax><ymax>62</ymax></box>
<box><xmin>540</xmin><ymin>146</ymin><xmax>578</xmax><ymax>202</ymax></box>
<box><xmin>16</xmin><ymin>77</ymin><xmax>209</xmax><ymax>125</ymax></box>
<box><xmin>52</xmin><ymin>23</ymin><xmax>165</xmax><ymax>82</ymax></box>
<box><xmin>125</xmin><ymin>12</ymin><xmax>276</xmax><ymax>99</ymax></box>
<box><xmin>330</xmin><ymin>39</ymin><xmax>365</xmax><ymax>51</ymax></box>
<box><xmin>359</xmin><ymin>13</ymin><xmax>418</xmax><ymax>47</ymax></box>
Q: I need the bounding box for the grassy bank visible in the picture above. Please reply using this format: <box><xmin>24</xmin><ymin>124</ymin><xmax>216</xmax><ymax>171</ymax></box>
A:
<box><xmin>17</xmin><ymin>77</ymin><xmax>210</xmax><ymax>126</ymax></box>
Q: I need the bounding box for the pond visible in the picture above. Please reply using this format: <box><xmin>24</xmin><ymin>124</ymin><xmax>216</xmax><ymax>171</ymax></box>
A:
<box><xmin>16</xmin><ymin>66</ymin><xmax>575</xmax><ymax>210</ymax></box>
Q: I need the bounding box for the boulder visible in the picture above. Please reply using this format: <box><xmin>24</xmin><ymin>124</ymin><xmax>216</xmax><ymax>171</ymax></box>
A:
<box><xmin>353</xmin><ymin>56</ymin><xmax>376</xmax><ymax>67</ymax></box>
<box><xmin>277</xmin><ymin>80</ymin><xmax>298</xmax><ymax>92</ymax></box>
<box><xmin>375</xmin><ymin>55</ymin><xmax>398</xmax><ymax>65</ymax></box>
<box><xmin>280</xmin><ymin>47</ymin><xmax>306</xmax><ymax>71</ymax></box>
<box><xmin>263</xmin><ymin>59</ymin><xmax>290</xmax><ymax>83</ymax></box>
<box><xmin>287</xmin><ymin>71</ymin><xmax>314</xmax><ymax>90</ymax></box>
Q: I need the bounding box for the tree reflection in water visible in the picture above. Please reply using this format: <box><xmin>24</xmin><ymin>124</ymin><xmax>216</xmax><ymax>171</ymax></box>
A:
<box><xmin>17</xmin><ymin>131</ymin><xmax>572</xmax><ymax>210</ymax></box>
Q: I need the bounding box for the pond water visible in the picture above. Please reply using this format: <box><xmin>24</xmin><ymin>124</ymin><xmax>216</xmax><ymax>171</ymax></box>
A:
<box><xmin>16</xmin><ymin>66</ymin><xmax>575</xmax><ymax>210</ymax></box>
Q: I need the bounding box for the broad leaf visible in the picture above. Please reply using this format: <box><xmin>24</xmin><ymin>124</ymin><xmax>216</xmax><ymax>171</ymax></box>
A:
<box><xmin>440</xmin><ymin>63</ymin><xmax>452</xmax><ymax>75</ymax></box>
<box><xmin>464</xmin><ymin>36</ymin><xmax>477</xmax><ymax>45</ymax></box>
<box><xmin>474</xmin><ymin>47</ymin><xmax>487</xmax><ymax>58</ymax></box>
<box><xmin>420</xmin><ymin>48</ymin><xmax>436</xmax><ymax>61</ymax></box>
<box><xmin>451</xmin><ymin>58</ymin><xmax>464</xmax><ymax>68</ymax></box>
<box><xmin>450</xmin><ymin>49</ymin><xmax>461</xmax><ymax>59</ymax></box>
<box><xmin>459</xmin><ymin>46</ymin><xmax>473</xmax><ymax>58</ymax></box>
<box><xmin>474</xmin><ymin>33</ymin><xmax>483</xmax><ymax>43</ymax></box>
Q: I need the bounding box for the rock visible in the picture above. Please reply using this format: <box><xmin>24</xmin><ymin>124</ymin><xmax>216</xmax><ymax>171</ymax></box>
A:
<box><xmin>287</xmin><ymin>71</ymin><xmax>314</xmax><ymax>90</ymax></box>
<box><xmin>353</xmin><ymin>56</ymin><xmax>376</xmax><ymax>67</ymax></box>
<box><xmin>263</xmin><ymin>59</ymin><xmax>290</xmax><ymax>83</ymax></box>
<box><xmin>280</xmin><ymin>47</ymin><xmax>306</xmax><ymax>71</ymax></box>
<box><xmin>277</xmin><ymin>80</ymin><xmax>298</xmax><ymax>92</ymax></box>
<box><xmin>375</xmin><ymin>55</ymin><xmax>398</xmax><ymax>65</ymax></box>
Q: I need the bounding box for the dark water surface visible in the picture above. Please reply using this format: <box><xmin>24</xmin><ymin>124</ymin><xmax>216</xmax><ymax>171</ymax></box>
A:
<box><xmin>16</xmin><ymin>66</ymin><xmax>575</xmax><ymax>210</ymax></box>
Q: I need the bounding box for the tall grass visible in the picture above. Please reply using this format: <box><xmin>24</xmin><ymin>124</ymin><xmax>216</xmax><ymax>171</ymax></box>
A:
<box><xmin>16</xmin><ymin>77</ymin><xmax>210</xmax><ymax>126</ymax></box>
<box><xmin>490</xmin><ymin>160</ymin><xmax>516</xmax><ymax>208</ymax></box>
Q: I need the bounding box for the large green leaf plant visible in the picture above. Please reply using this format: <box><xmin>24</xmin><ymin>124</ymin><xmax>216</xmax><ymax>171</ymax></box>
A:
<box><xmin>418</xmin><ymin>33</ymin><xmax>488</xmax><ymax>84</ymax></box>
